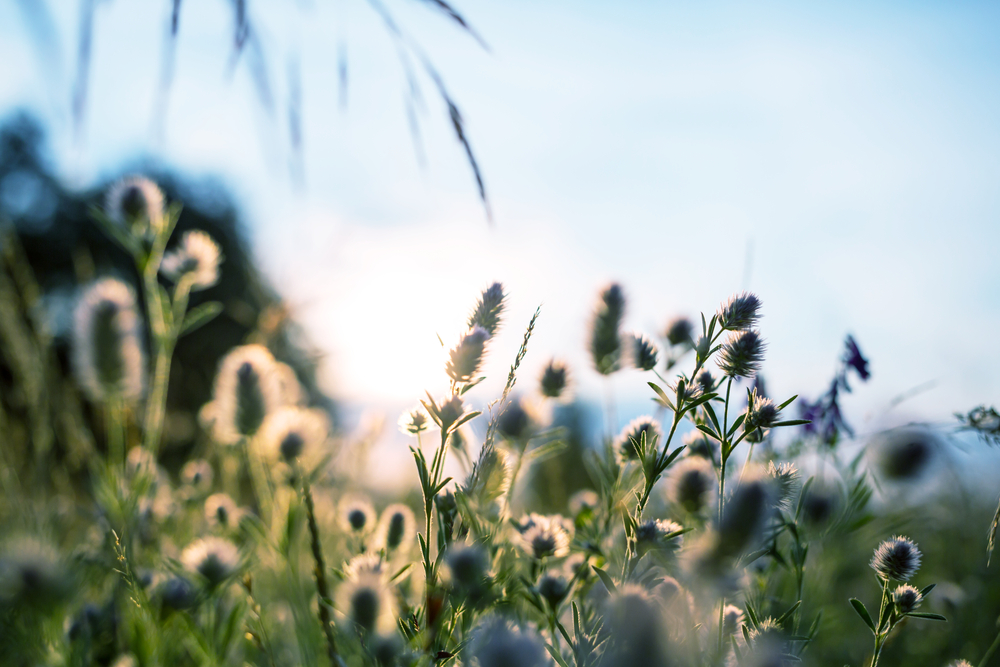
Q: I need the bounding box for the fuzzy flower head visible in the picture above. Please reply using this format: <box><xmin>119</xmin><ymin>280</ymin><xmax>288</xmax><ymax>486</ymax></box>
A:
<box><xmin>628</xmin><ymin>333</ymin><xmax>659</xmax><ymax>371</ymax></box>
<box><xmin>696</xmin><ymin>369</ymin><xmax>716</xmax><ymax>394</ymax></box>
<box><xmin>0</xmin><ymin>537</ymin><xmax>72</xmax><ymax>610</ymax></box>
<box><xmin>467</xmin><ymin>282</ymin><xmax>507</xmax><ymax>336</ymax></box>
<box><xmin>340</xmin><ymin>496</ymin><xmax>376</xmax><ymax>534</ymax></box>
<box><xmin>744</xmin><ymin>389</ymin><xmax>780</xmax><ymax>433</ymax></box>
<box><xmin>538</xmin><ymin>570</ymin><xmax>570</xmax><ymax>607</ymax></box>
<box><xmin>497</xmin><ymin>397</ymin><xmax>538</xmax><ymax>443</ymax></box>
<box><xmin>160</xmin><ymin>230</ymin><xmax>222</xmax><ymax>291</ymax></box>
<box><xmin>569</xmin><ymin>489</ymin><xmax>600</xmax><ymax>517</ymax></box>
<box><xmin>517</xmin><ymin>514</ymin><xmax>572</xmax><ymax>559</ymax></box>
<box><xmin>336</xmin><ymin>572</ymin><xmax>395</xmax><ymax>634</ymax></box>
<box><xmin>209</xmin><ymin>345</ymin><xmax>284</xmax><ymax>444</ymax></box>
<box><xmin>375</xmin><ymin>504</ymin><xmax>416</xmax><ymax>555</ymax></box>
<box><xmin>718</xmin><ymin>329</ymin><xmax>766</xmax><ymax>379</ymax></box>
<box><xmin>205</xmin><ymin>493</ymin><xmax>242</xmax><ymax>529</ymax></box>
<box><xmin>470</xmin><ymin>617</ymin><xmax>548</xmax><ymax>667</ymax></box>
<box><xmin>716</xmin><ymin>476</ymin><xmax>774</xmax><ymax>559</ymax></box>
<box><xmin>398</xmin><ymin>407</ymin><xmax>429</xmax><ymax>436</ymax></box>
<box><xmin>603</xmin><ymin>584</ymin><xmax>670</xmax><ymax>664</ymax></box>
<box><xmin>765</xmin><ymin>461</ymin><xmax>800</xmax><ymax>511</ymax></box>
<box><xmin>870</xmin><ymin>536</ymin><xmax>922</xmax><ymax>581</ymax></box>
<box><xmin>258</xmin><ymin>406</ymin><xmax>328</xmax><ymax>464</ymax></box>
<box><xmin>105</xmin><ymin>176</ymin><xmax>165</xmax><ymax>236</ymax></box>
<box><xmin>722</xmin><ymin>604</ymin><xmax>745</xmax><ymax>636</ymax></box>
<box><xmin>683</xmin><ymin>429</ymin><xmax>720</xmax><ymax>465</ymax></box>
<box><xmin>447</xmin><ymin>326</ymin><xmax>491</xmax><ymax>384</ymax></box>
<box><xmin>444</xmin><ymin>542</ymin><xmax>489</xmax><ymax>590</ymax></box>
<box><xmin>636</xmin><ymin>519</ymin><xmax>684</xmax><ymax>551</ymax></box>
<box><xmin>181</xmin><ymin>537</ymin><xmax>240</xmax><ymax>587</ymax></box>
<box><xmin>871</xmin><ymin>427</ymin><xmax>939</xmax><ymax>482</ymax></box>
<box><xmin>590</xmin><ymin>283</ymin><xmax>626</xmax><ymax>376</ymax></box>
<box><xmin>717</xmin><ymin>291</ymin><xmax>762</xmax><ymax>331</ymax></box>
<box><xmin>669</xmin><ymin>456</ymin><xmax>715</xmax><ymax>513</ymax></box>
<box><xmin>616</xmin><ymin>416</ymin><xmax>661</xmax><ymax>462</ymax></box>
<box><xmin>893</xmin><ymin>584</ymin><xmax>923</xmax><ymax>613</ymax></box>
<box><xmin>181</xmin><ymin>459</ymin><xmax>214</xmax><ymax>496</ymax></box>
<box><xmin>665</xmin><ymin>316</ymin><xmax>694</xmax><ymax>346</ymax></box>
<box><xmin>72</xmin><ymin>278</ymin><xmax>146</xmax><ymax>403</ymax></box>
<box><xmin>540</xmin><ymin>359</ymin><xmax>569</xmax><ymax>398</ymax></box>
<box><xmin>343</xmin><ymin>553</ymin><xmax>388</xmax><ymax>581</ymax></box>
<box><xmin>947</xmin><ymin>661</ymin><xmax>974</xmax><ymax>667</ymax></box>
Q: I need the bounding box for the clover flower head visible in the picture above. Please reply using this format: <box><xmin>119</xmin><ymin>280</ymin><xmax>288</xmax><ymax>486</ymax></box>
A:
<box><xmin>628</xmin><ymin>332</ymin><xmax>659</xmax><ymax>371</ymax></box>
<box><xmin>258</xmin><ymin>406</ymin><xmax>328</xmax><ymax>463</ymax></box>
<box><xmin>160</xmin><ymin>230</ymin><xmax>222</xmax><ymax>291</ymax></box>
<box><xmin>105</xmin><ymin>175</ymin><xmax>165</xmax><ymax>235</ymax></box>
<box><xmin>616</xmin><ymin>416</ymin><xmax>661</xmax><ymax>462</ymax></box>
<box><xmin>870</xmin><ymin>535</ymin><xmax>922</xmax><ymax>581</ymax></box>
<box><xmin>539</xmin><ymin>359</ymin><xmax>570</xmax><ymax>399</ymax></box>
<box><xmin>947</xmin><ymin>661</ymin><xmax>974</xmax><ymax>667</ymax></box>
<box><xmin>156</xmin><ymin>576</ymin><xmax>197</xmax><ymax>611</ymax></box>
<box><xmin>0</xmin><ymin>536</ymin><xmax>72</xmax><ymax>609</ymax></box>
<box><xmin>72</xmin><ymin>278</ymin><xmax>146</xmax><ymax>403</ymax></box>
<box><xmin>723</xmin><ymin>604</ymin><xmax>745</xmax><ymax>636</ymax></box>
<box><xmin>181</xmin><ymin>459</ymin><xmax>214</xmax><ymax>495</ymax></box>
<box><xmin>590</xmin><ymin>283</ymin><xmax>626</xmax><ymax>376</ymax></box>
<box><xmin>717</xmin><ymin>291</ymin><xmax>762</xmax><ymax>331</ymax></box>
<box><xmin>636</xmin><ymin>518</ymin><xmax>684</xmax><ymax>550</ymax></box>
<box><xmin>340</xmin><ymin>495</ymin><xmax>376</xmax><ymax>533</ymax></box>
<box><xmin>398</xmin><ymin>407</ymin><xmax>429</xmax><ymax>435</ymax></box>
<box><xmin>497</xmin><ymin>397</ymin><xmax>537</xmax><ymax>442</ymax></box>
<box><xmin>893</xmin><ymin>584</ymin><xmax>923</xmax><ymax>613</ymax></box>
<box><xmin>470</xmin><ymin>617</ymin><xmax>547</xmax><ymax>667</ymax></box>
<box><xmin>872</xmin><ymin>427</ymin><xmax>938</xmax><ymax>482</ymax></box>
<box><xmin>467</xmin><ymin>282</ymin><xmax>507</xmax><ymax>336</ymax></box>
<box><xmin>538</xmin><ymin>571</ymin><xmax>570</xmax><ymax>607</ymax></box>
<box><xmin>569</xmin><ymin>489</ymin><xmax>600</xmax><ymax>516</ymax></box>
<box><xmin>717</xmin><ymin>476</ymin><xmax>774</xmax><ymax>559</ymax></box>
<box><xmin>518</xmin><ymin>514</ymin><xmax>572</xmax><ymax>559</ymax></box>
<box><xmin>181</xmin><ymin>537</ymin><xmax>240</xmax><ymax>587</ymax></box>
<box><xmin>669</xmin><ymin>456</ymin><xmax>715</xmax><ymax>513</ymax></box>
<box><xmin>603</xmin><ymin>584</ymin><xmax>669</xmax><ymax>662</ymax></box>
<box><xmin>683</xmin><ymin>430</ymin><xmax>720</xmax><ymax>465</ymax></box>
<box><xmin>765</xmin><ymin>461</ymin><xmax>800</xmax><ymax>510</ymax></box>
<box><xmin>444</xmin><ymin>542</ymin><xmax>489</xmax><ymax>588</ymax></box>
<box><xmin>204</xmin><ymin>493</ymin><xmax>241</xmax><ymax>529</ymax></box>
<box><xmin>209</xmin><ymin>345</ymin><xmax>284</xmax><ymax>444</ymax></box>
<box><xmin>718</xmin><ymin>329</ymin><xmax>765</xmax><ymax>379</ymax></box>
<box><xmin>336</xmin><ymin>572</ymin><xmax>395</xmax><ymax>634</ymax></box>
<box><xmin>343</xmin><ymin>553</ymin><xmax>387</xmax><ymax>581</ymax></box>
<box><xmin>748</xmin><ymin>617</ymin><xmax>783</xmax><ymax>645</ymax></box>
<box><xmin>665</xmin><ymin>316</ymin><xmax>694</xmax><ymax>346</ymax></box>
<box><xmin>375</xmin><ymin>504</ymin><xmax>416</xmax><ymax>554</ymax></box>
<box><xmin>744</xmin><ymin>390</ymin><xmax>780</xmax><ymax>433</ymax></box>
<box><xmin>447</xmin><ymin>326</ymin><xmax>491</xmax><ymax>384</ymax></box>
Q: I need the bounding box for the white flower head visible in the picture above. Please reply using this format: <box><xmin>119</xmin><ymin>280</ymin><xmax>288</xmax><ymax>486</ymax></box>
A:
<box><xmin>160</xmin><ymin>230</ymin><xmax>222</xmax><ymax>291</ymax></box>
<box><xmin>181</xmin><ymin>459</ymin><xmax>214</xmax><ymax>495</ymax></box>
<box><xmin>374</xmin><ymin>504</ymin><xmax>417</xmax><ymax>555</ymax></box>
<box><xmin>205</xmin><ymin>493</ymin><xmax>242</xmax><ymax>529</ymax></box>
<box><xmin>181</xmin><ymin>536</ymin><xmax>240</xmax><ymax>587</ymax></box>
<box><xmin>105</xmin><ymin>176</ymin><xmax>165</xmax><ymax>236</ymax></box>
<box><xmin>209</xmin><ymin>345</ymin><xmax>284</xmax><ymax>444</ymax></box>
<box><xmin>470</xmin><ymin>617</ymin><xmax>547</xmax><ymax>667</ymax></box>
<box><xmin>336</xmin><ymin>572</ymin><xmax>395</xmax><ymax>634</ymax></box>
<box><xmin>517</xmin><ymin>514</ymin><xmax>572</xmax><ymax>560</ymax></box>
<box><xmin>343</xmin><ymin>553</ymin><xmax>388</xmax><ymax>581</ymax></box>
<box><xmin>258</xmin><ymin>406</ymin><xmax>329</xmax><ymax>464</ymax></box>
<box><xmin>339</xmin><ymin>495</ymin><xmax>376</xmax><ymax>534</ymax></box>
<box><xmin>72</xmin><ymin>278</ymin><xmax>146</xmax><ymax>403</ymax></box>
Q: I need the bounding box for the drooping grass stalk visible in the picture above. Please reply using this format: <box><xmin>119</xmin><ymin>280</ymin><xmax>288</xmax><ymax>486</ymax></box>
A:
<box><xmin>299</xmin><ymin>468</ymin><xmax>342</xmax><ymax>667</ymax></box>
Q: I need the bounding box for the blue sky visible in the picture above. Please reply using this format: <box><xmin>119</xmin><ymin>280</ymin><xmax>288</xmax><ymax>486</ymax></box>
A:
<box><xmin>2</xmin><ymin>1</ymin><xmax>999</xmax><ymax>477</ymax></box>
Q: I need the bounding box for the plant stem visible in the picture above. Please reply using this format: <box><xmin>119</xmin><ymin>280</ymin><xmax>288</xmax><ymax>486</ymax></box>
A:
<box><xmin>300</xmin><ymin>470</ymin><xmax>342</xmax><ymax>667</ymax></box>
<box><xmin>979</xmin><ymin>625</ymin><xmax>1000</xmax><ymax>667</ymax></box>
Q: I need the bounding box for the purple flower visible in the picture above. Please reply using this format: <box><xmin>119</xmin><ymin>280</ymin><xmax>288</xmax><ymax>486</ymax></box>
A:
<box><xmin>842</xmin><ymin>335</ymin><xmax>870</xmax><ymax>383</ymax></box>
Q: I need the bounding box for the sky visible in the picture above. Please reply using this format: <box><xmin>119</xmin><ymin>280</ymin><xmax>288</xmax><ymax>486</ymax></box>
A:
<box><xmin>2</xmin><ymin>1</ymin><xmax>999</xmax><ymax>486</ymax></box>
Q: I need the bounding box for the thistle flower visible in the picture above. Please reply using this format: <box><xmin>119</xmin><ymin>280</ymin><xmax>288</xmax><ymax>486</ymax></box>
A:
<box><xmin>181</xmin><ymin>537</ymin><xmax>240</xmax><ymax>587</ymax></box>
<box><xmin>105</xmin><ymin>175</ymin><xmax>165</xmax><ymax>235</ymax></box>
<box><xmin>893</xmin><ymin>584</ymin><xmax>923</xmax><ymax>613</ymax></box>
<box><xmin>717</xmin><ymin>292</ymin><xmax>762</xmax><ymax>331</ymax></box>
<box><xmin>205</xmin><ymin>493</ymin><xmax>242</xmax><ymax>529</ymax></box>
<box><xmin>181</xmin><ymin>459</ymin><xmax>214</xmax><ymax>496</ymax></box>
<box><xmin>722</xmin><ymin>604</ymin><xmax>745</xmax><ymax>636</ymax></box>
<box><xmin>616</xmin><ymin>416</ymin><xmax>661</xmax><ymax>462</ymax></box>
<box><xmin>160</xmin><ymin>230</ymin><xmax>223</xmax><ymax>290</ymax></box>
<box><xmin>444</xmin><ymin>542</ymin><xmax>489</xmax><ymax>589</ymax></box>
<box><xmin>470</xmin><ymin>617</ymin><xmax>547</xmax><ymax>667</ymax></box>
<box><xmin>744</xmin><ymin>390</ymin><xmax>780</xmax><ymax>433</ymax></box>
<box><xmin>669</xmin><ymin>457</ymin><xmax>715</xmax><ymax>513</ymax></box>
<box><xmin>628</xmin><ymin>333</ymin><xmax>659</xmax><ymax>371</ymax></box>
<box><xmin>375</xmin><ymin>504</ymin><xmax>416</xmax><ymax>554</ymax></box>
<box><xmin>258</xmin><ymin>406</ymin><xmax>328</xmax><ymax>463</ymax></box>
<box><xmin>340</xmin><ymin>496</ymin><xmax>376</xmax><ymax>533</ymax></box>
<box><xmin>590</xmin><ymin>283</ymin><xmax>625</xmax><ymax>376</ymax></box>
<box><xmin>717</xmin><ymin>477</ymin><xmax>774</xmax><ymax>559</ymax></box>
<box><xmin>72</xmin><ymin>278</ymin><xmax>146</xmax><ymax>403</ymax></box>
<box><xmin>635</xmin><ymin>518</ymin><xmax>684</xmax><ymax>551</ymax></box>
<box><xmin>518</xmin><ymin>514</ymin><xmax>572</xmax><ymax>559</ymax></box>
<box><xmin>665</xmin><ymin>316</ymin><xmax>694</xmax><ymax>346</ymax></box>
<box><xmin>870</xmin><ymin>535</ymin><xmax>922</xmax><ymax>581</ymax></box>
<box><xmin>765</xmin><ymin>461</ymin><xmax>800</xmax><ymax>511</ymax></box>
<box><xmin>0</xmin><ymin>537</ymin><xmax>72</xmax><ymax>609</ymax></box>
<box><xmin>447</xmin><ymin>326</ymin><xmax>491</xmax><ymax>384</ymax></box>
<box><xmin>209</xmin><ymin>345</ymin><xmax>283</xmax><ymax>444</ymax></box>
<box><xmin>871</xmin><ymin>427</ymin><xmax>938</xmax><ymax>481</ymax></box>
<box><xmin>467</xmin><ymin>282</ymin><xmax>506</xmax><ymax>336</ymax></box>
<box><xmin>717</xmin><ymin>329</ymin><xmax>765</xmax><ymax>379</ymax></box>
<box><xmin>540</xmin><ymin>359</ymin><xmax>569</xmax><ymax>398</ymax></box>
<box><xmin>398</xmin><ymin>407</ymin><xmax>429</xmax><ymax>435</ymax></box>
<box><xmin>336</xmin><ymin>572</ymin><xmax>395</xmax><ymax>634</ymax></box>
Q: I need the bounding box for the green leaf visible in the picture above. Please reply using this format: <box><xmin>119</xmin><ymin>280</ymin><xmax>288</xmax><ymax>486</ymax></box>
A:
<box><xmin>795</xmin><ymin>476</ymin><xmax>815</xmax><ymax>520</ymax></box>
<box><xmin>919</xmin><ymin>583</ymin><xmax>937</xmax><ymax>598</ymax></box>
<box><xmin>89</xmin><ymin>205</ymin><xmax>142</xmax><ymax>257</ymax></box>
<box><xmin>648</xmin><ymin>382</ymin><xmax>672</xmax><ymax>406</ymax></box>
<box><xmin>727</xmin><ymin>413</ymin><xmax>746</xmax><ymax>438</ymax></box>
<box><xmin>524</xmin><ymin>440</ymin><xmax>568</xmax><ymax>465</ymax></box>
<box><xmin>850</xmin><ymin>598</ymin><xmax>876</xmax><ymax>633</ymax></box>
<box><xmin>906</xmin><ymin>612</ymin><xmax>947</xmax><ymax>621</ymax></box>
<box><xmin>696</xmin><ymin>424</ymin><xmax>722</xmax><ymax>442</ymax></box>
<box><xmin>592</xmin><ymin>566</ymin><xmax>617</xmax><ymax>594</ymax></box>
<box><xmin>776</xmin><ymin>600</ymin><xmax>802</xmax><ymax>625</ymax></box>
<box><xmin>772</xmin><ymin>419</ymin><xmax>812</xmax><ymax>427</ymax></box>
<box><xmin>450</xmin><ymin>410</ymin><xmax>482</xmax><ymax>432</ymax></box>
<box><xmin>545</xmin><ymin>644</ymin><xmax>571</xmax><ymax>667</ymax></box>
<box><xmin>704</xmin><ymin>402</ymin><xmax>722</xmax><ymax>434</ymax></box>
<box><xmin>777</xmin><ymin>394</ymin><xmax>799</xmax><ymax>411</ymax></box>
<box><xmin>179</xmin><ymin>301</ymin><xmax>223</xmax><ymax>336</ymax></box>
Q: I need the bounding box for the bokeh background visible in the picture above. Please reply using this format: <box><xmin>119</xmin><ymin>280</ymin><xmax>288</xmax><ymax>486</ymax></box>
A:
<box><xmin>1</xmin><ymin>0</ymin><xmax>999</xmax><ymax>488</ymax></box>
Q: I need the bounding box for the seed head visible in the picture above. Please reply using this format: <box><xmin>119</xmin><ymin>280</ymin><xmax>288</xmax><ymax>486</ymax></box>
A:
<box><xmin>181</xmin><ymin>459</ymin><xmax>214</xmax><ymax>496</ymax></box>
<box><xmin>497</xmin><ymin>397</ymin><xmax>537</xmax><ymax>442</ymax></box>
<box><xmin>375</xmin><ymin>504</ymin><xmax>416</xmax><ymax>554</ymax></box>
<box><xmin>800</xmin><ymin>483</ymin><xmax>838</xmax><ymax>526</ymax></box>
<box><xmin>590</xmin><ymin>283</ymin><xmax>626</xmax><ymax>376</ymax></box>
<box><xmin>258</xmin><ymin>406</ymin><xmax>328</xmax><ymax>464</ymax></box>
<box><xmin>105</xmin><ymin>176</ymin><xmax>165</xmax><ymax>235</ymax></box>
<box><xmin>717</xmin><ymin>292</ymin><xmax>762</xmax><ymax>331</ymax></box>
<box><xmin>717</xmin><ymin>329</ymin><xmax>766</xmax><ymax>379</ymax></box>
<box><xmin>947</xmin><ymin>661</ymin><xmax>974</xmax><ymax>667</ymax></box>
<box><xmin>538</xmin><ymin>571</ymin><xmax>570</xmax><ymax>607</ymax></box>
<box><xmin>435</xmin><ymin>394</ymin><xmax>466</xmax><ymax>434</ymax></box>
<box><xmin>892</xmin><ymin>584</ymin><xmax>923</xmax><ymax>613</ymax></box>
<box><xmin>870</xmin><ymin>535</ymin><xmax>921</xmax><ymax>581</ymax></box>
<box><xmin>161</xmin><ymin>230</ymin><xmax>223</xmax><ymax>291</ymax></box>
<box><xmin>683</xmin><ymin>430</ymin><xmax>720</xmax><ymax>465</ymax></box>
<box><xmin>616</xmin><ymin>416</ymin><xmax>661</xmax><ymax>462</ymax></box>
<box><xmin>602</xmin><ymin>585</ymin><xmax>669</xmax><ymax>665</ymax></box>
<box><xmin>471</xmin><ymin>617</ymin><xmax>547</xmax><ymax>667</ymax></box>
<box><xmin>156</xmin><ymin>576</ymin><xmax>197</xmax><ymax>611</ymax></box>
<box><xmin>340</xmin><ymin>496</ymin><xmax>376</xmax><ymax>533</ymax></box>
<box><xmin>628</xmin><ymin>333</ymin><xmax>659</xmax><ymax>371</ymax></box>
<box><xmin>205</xmin><ymin>493</ymin><xmax>242</xmax><ymax>529</ymax></box>
<box><xmin>181</xmin><ymin>537</ymin><xmax>240</xmax><ymax>587</ymax></box>
<box><xmin>72</xmin><ymin>278</ymin><xmax>146</xmax><ymax>403</ymax></box>
<box><xmin>209</xmin><ymin>345</ymin><xmax>284</xmax><ymax>444</ymax></box>
<box><xmin>540</xmin><ymin>359</ymin><xmax>569</xmax><ymax>398</ymax></box>
<box><xmin>398</xmin><ymin>407</ymin><xmax>429</xmax><ymax>435</ymax></box>
<box><xmin>336</xmin><ymin>573</ymin><xmax>394</xmax><ymax>634</ymax></box>
<box><xmin>665</xmin><ymin>316</ymin><xmax>694</xmax><ymax>346</ymax></box>
<box><xmin>343</xmin><ymin>553</ymin><xmax>387</xmax><ymax>580</ymax></box>
<box><xmin>447</xmin><ymin>326</ymin><xmax>491</xmax><ymax>384</ymax></box>
<box><xmin>669</xmin><ymin>457</ymin><xmax>715</xmax><ymax>513</ymax></box>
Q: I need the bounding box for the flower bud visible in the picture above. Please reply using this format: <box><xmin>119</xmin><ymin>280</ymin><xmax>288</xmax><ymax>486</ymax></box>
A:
<box><xmin>540</xmin><ymin>359</ymin><xmax>569</xmax><ymax>398</ymax></box>
<box><xmin>665</xmin><ymin>317</ymin><xmax>693</xmax><ymax>346</ymax></box>
<box><xmin>589</xmin><ymin>283</ymin><xmax>625</xmax><ymax>376</ymax></box>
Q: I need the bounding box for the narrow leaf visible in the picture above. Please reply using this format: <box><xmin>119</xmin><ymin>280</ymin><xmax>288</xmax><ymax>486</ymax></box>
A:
<box><xmin>179</xmin><ymin>301</ymin><xmax>223</xmax><ymax>336</ymax></box>
<box><xmin>850</xmin><ymin>598</ymin><xmax>876</xmax><ymax>633</ymax></box>
<box><xmin>592</xmin><ymin>566</ymin><xmax>617</xmax><ymax>594</ymax></box>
